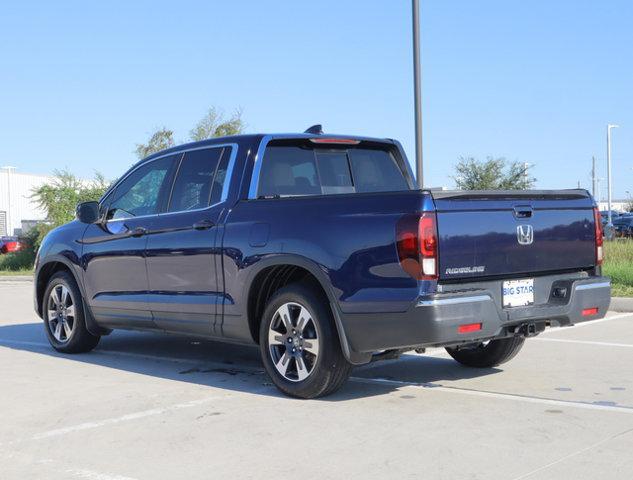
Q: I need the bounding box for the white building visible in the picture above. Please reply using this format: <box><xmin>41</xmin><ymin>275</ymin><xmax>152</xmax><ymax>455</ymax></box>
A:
<box><xmin>597</xmin><ymin>200</ymin><xmax>629</xmax><ymax>213</ymax></box>
<box><xmin>0</xmin><ymin>167</ymin><xmax>52</xmax><ymax>236</ymax></box>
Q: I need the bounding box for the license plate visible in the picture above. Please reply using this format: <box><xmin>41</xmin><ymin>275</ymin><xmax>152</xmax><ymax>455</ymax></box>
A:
<box><xmin>502</xmin><ymin>279</ymin><xmax>534</xmax><ymax>307</ymax></box>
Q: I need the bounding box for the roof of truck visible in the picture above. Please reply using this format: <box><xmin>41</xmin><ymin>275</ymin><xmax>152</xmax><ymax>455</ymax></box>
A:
<box><xmin>140</xmin><ymin>132</ymin><xmax>396</xmax><ymax>164</ymax></box>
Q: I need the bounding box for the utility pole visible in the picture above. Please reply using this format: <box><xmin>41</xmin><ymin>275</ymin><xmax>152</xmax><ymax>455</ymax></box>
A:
<box><xmin>412</xmin><ymin>0</ymin><xmax>423</xmax><ymax>188</ymax></box>
<box><xmin>606</xmin><ymin>124</ymin><xmax>619</xmax><ymax>239</ymax></box>
<box><xmin>597</xmin><ymin>178</ymin><xmax>602</xmax><ymax>204</ymax></box>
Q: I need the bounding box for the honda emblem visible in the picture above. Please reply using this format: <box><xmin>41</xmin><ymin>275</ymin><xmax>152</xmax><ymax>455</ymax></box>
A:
<box><xmin>517</xmin><ymin>225</ymin><xmax>534</xmax><ymax>245</ymax></box>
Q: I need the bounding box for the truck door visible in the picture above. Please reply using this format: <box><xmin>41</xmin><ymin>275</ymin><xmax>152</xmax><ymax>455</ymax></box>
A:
<box><xmin>145</xmin><ymin>145</ymin><xmax>235</xmax><ymax>336</ymax></box>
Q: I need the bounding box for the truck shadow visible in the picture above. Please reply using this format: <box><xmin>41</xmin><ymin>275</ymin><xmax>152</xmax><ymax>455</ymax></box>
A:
<box><xmin>0</xmin><ymin>322</ymin><xmax>501</xmax><ymax>401</ymax></box>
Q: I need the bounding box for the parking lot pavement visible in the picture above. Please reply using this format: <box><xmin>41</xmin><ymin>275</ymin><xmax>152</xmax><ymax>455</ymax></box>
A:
<box><xmin>1</xmin><ymin>280</ymin><xmax>632</xmax><ymax>480</ymax></box>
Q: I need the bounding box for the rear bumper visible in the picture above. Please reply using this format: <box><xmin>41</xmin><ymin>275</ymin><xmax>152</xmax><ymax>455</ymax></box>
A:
<box><xmin>341</xmin><ymin>275</ymin><xmax>610</xmax><ymax>355</ymax></box>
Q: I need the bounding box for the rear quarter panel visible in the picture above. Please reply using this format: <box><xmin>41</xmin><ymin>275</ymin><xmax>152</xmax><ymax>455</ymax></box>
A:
<box><xmin>220</xmin><ymin>191</ymin><xmax>432</xmax><ymax>340</ymax></box>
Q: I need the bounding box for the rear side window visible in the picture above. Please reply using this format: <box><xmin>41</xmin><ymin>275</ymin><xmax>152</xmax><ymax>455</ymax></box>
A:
<box><xmin>258</xmin><ymin>146</ymin><xmax>320</xmax><ymax>197</ymax></box>
<box><xmin>257</xmin><ymin>142</ymin><xmax>410</xmax><ymax>198</ymax></box>
<box><xmin>349</xmin><ymin>149</ymin><xmax>409</xmax><ymax>193</ymax></box>
<box><xmin>317</xmin><ymin>152</ymin><xmax>354</xmax><ymax>194</ymax></box>
<box><xmin>168</xmin><ymin>147</ymin><xmax>226</xmax><ymax>212</ymax></box>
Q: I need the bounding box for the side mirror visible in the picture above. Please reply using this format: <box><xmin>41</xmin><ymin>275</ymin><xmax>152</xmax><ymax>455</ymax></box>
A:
<box><xmin>76</xmin><ymin>201</ymin><xmax>101</xmax><ymax>224</ymax></box>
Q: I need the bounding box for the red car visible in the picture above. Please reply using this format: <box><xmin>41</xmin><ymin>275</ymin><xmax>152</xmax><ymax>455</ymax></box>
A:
<box><xmin>0</xmin><ymin>236</ymin><xmax>22</xmax><ymax>254</ymax></box>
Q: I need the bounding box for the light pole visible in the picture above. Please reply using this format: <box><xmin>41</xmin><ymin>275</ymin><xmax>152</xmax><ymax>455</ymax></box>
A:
<box><xmin>412</xmin><ymin>0</ymin><xmax>423</xmax><ymax>188</ymax></box>
<box><xmin>606</xmin><ymin>124</ymin><xmax>619</xmax><ymax>239</ymax></box>
<box><xmin>1</xmin><ymin>166</ymin><xmax>16</xmax><ymax>236</ymax></box>
<box><xmin>592</xmin><ymin>156</ymin><xmax>597</xmax><ymax>198</ymax></box>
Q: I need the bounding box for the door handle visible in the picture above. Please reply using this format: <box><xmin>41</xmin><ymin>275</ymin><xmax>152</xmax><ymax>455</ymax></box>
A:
<box><xmin>130</xmin><ymin>226</ymin><xmax>147</xmax><ymax>237</ymax></box>
<box><xmin>193</xmin><ymin>220</ymin><xmax>215</xmax><ymax>230</ymax></box>
<box><xmin>513</xmin><ymin>205</ymin><xmax>533</xmax><ymax>219</ymax></box>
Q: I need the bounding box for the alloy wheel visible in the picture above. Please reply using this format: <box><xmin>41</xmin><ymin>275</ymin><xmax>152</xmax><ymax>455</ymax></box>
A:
<box><xmin>47</xmin><ymin>285</ymin><xmax>76</xmax><ymax>343</ymax></box>
<box><xmin>268</xmin><ymin>302</ymin><xmax>320</xmax><ymax>382</ymax></box>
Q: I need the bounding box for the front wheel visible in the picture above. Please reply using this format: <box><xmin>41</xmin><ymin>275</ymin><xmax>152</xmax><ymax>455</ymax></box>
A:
<box><xmin>43</xmin><ymin>271</ymin><xmax>100</xmax><ymax>353</ymax></box>
<box><xmin>259</xmin><ymin>284</ymin><xmax>352</xmax><ymax>399</ymax></box>
<box><xmin>445</xmin><ymin>337</ymin><xmax>525</xmax><ymax>368</ymax></box>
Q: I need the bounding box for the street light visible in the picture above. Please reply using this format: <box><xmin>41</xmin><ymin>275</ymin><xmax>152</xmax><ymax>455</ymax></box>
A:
<box><xmin>606</xmin><ymin>124</ymin><xmax>619</xmax><ymax>239</ymax></box>
<box><xmin>412</xmin><ymin>0</ymin><xmax>423</xmax><ymax>188</ymax></box>
<box><xmin>1</xmin><ymin>166</ymin><xmax>16</xmax><ymax>236</ymax></box>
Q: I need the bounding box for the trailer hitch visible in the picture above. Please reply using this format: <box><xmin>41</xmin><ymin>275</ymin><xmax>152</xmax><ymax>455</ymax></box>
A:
<box><xmin>511</xmin><ymin>322</ymin><xmax>546</xmax><ymax>338</ymax></box>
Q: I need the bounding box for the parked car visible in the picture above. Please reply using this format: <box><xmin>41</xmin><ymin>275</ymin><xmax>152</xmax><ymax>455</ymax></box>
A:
<box><xmin>0</xmin><ymin>236</ymin><xmax>22</xmax><ymax>254</ymax></box>
<box><xmin>613</xmin><ymin>216</ymin><xmax>633</xmax><ymax>237</ymax></box>
<box><xmin>33</xmin><ymin>129</ymin><xmax>611</xmax><ymax>398</ymax></box>
<box><xmin>600</xmin><ymin>210</ymin><xmax>623</xmax><ymax>225</ymax></box>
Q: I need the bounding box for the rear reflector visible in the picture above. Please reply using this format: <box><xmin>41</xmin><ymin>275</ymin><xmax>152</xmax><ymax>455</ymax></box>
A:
<box><xmin>458</xmin><ymin>323</ymin><xmax>482</xmax><ymax>334</ymax></box>
<box><xmin>582</xmin><ymin>307</ymin><xmax>599</xmax><ymax>316</ymax></box>
<box><xmin>309</xmin><ymin>138</ymin><xmax>361</xmax><ymax>145</ymax></box>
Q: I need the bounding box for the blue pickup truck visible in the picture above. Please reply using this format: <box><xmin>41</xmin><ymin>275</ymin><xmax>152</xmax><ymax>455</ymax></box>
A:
<box><xmin>34</xmin><ymin>129</ymin><xmax>611</xmax><ymax>398</ymax></box>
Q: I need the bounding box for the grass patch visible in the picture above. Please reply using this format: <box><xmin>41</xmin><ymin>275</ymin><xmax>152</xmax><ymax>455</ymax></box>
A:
<box><xmin>603</xmin><ymin>240</ymin><xmax>633</xmax><ymax>297</ymax></box>
<box><xmin>0</xmin><ymin>268</ymin><xmax>32</xmax><ymax>276</ymax></box>
<box><xmin>0</xmin><ymin>248</ymin><xmax>35</xmax><ymax>273</ymax></box>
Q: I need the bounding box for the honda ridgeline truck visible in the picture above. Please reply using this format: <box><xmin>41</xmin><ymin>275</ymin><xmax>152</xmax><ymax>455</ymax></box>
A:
<box><xmin>34</xmin><ymin>128</ymin><xmax>611</xmax><ymax>398</ymax></box>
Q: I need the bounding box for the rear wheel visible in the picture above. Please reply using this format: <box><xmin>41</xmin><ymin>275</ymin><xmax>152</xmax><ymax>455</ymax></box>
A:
<box><xmin>43</xmin><ymin>272</ymin><xmax>100</xmax><ymax>353</ymax></box>
<box><xmin>445</xmin><ymin>337</ymin><xmax>525</xmax><ymax>368</ymax></box>
<box><xmin>259</xmin><ymin>284</ymin><xmax>352</xmax><ymax>399</ymax></box>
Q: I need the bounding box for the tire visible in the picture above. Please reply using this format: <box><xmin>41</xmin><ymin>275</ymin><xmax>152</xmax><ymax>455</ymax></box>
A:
<box><xmin>445</xmin><ymin>337</ymin><xmax>525</xmax><ymax>368</ymax></box>
<box><xmin>43</xmin><ymin>271</ymin><xmax>100</xmax><ymax>353</ymax></box>
<box><xmin>259</xmin><ymin>283</ymin><xmax>352</xmax><ymax>399</ymax></box>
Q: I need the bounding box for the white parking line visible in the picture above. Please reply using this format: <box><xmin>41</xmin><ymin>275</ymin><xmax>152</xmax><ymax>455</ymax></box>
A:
<box><xmin>0</xmin><ymin>338</ymin><xmax>264</xmax><ymax>372</ymax></box>
<box><xmin>349</xmin><ymin>377</ymin><xmax>633</xmax><ymax>414</ymax></box>
<box><xmin>535</xmin><ymin>337</ymin><xmax>633</xmax><ymax>348</ymax></box>
<box><xmin>2</xmin><ymin>335</ymin><xmax>633</xmax><ymax>418</ymax></box>
<box><xmin>542</xmin><ymin>312</ymin><xmax>632</xmax><ymax>334</ymax></box>
<box><xmin>0</xmin><ymin>395</ymin><xmax>230</xmax><ymax>449</ymax></box>
<box><xmin>510</xmin><ymin>426</ymin><xmax>633</xmax><ymax>480</ymax></box>
<box><xmin>29</xmin><ymin>396</ymin><xmax>226</xmax><ymax>441</ymax></box>
<box><xmin>66</xmin><ymin>467</ymin><xmax>139</xmax><ymax>480</ymax></box>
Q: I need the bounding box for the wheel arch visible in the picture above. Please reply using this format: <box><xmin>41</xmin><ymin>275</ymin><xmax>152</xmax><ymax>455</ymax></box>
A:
<box><xmin>244</xmin><ymin>255</ymin><xmax>370</xmax><ymax>365</ymax></box>
<box><xmin>35</xmin><ymin>257</ymin><xmax>79</xmax><ymax>317</ymax></box>
<box><xmin>35</xmin><ymin>255</ymin><xmax>109</xmax><ymax>336</ymax></box>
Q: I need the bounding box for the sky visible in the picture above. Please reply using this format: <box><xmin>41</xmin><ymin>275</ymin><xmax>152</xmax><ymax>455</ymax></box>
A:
<box><xmin>1</xmin><ymin>0</ymin><xmax>631</xmax><ymax>198</ymax></box>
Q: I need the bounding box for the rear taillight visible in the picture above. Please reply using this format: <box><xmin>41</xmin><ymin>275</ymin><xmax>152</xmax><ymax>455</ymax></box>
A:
<box><xmin>593</xmin><ymin>207</ymin><xmax>603</xmax><ymax>265</ymax></box>
<box><xmin>396</xmin><ymin>212</ymin><xmax>438</xmax><ymax>280</ymax></box>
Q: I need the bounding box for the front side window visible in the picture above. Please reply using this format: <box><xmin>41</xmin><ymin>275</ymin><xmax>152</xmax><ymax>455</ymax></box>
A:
<box><xmin>168</xmin><ymin>147</ymin><xmax>226</xmax><ymax>212</ymax></box>
<box><xmin>106</xmin><ymin>155</ymin><xmax>175</xmax><ymax>220</ymax></box>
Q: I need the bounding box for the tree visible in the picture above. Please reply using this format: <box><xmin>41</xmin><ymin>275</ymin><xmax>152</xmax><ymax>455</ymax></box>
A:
<box><xmin>30</xmin><ymin>170</ymin><xmax>110</xmax><ymax>250</ymax></box>
<box><xmin>452</xmin><ymin>156</ymin><xmax>535</xmax><ymax>190</ymax></box>
<box><xmin>134</xmin><ymin>127</ymin><xmax>175</xmax><ymax>159</ymax></box>
<box><xmin>135</xmin><ymin>107</ymin><xmax>245</xmax><ymax>160</ymax></box>
<box><xmin>189</xmin><ymin>107</ymin><xmax>244</xmax><ymax>141</ymax></box>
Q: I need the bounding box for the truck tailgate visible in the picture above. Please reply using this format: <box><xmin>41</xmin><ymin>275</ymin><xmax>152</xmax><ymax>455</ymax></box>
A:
<box><xmin>432</xmin><ymin>190</ymin><xmax>597</xmax><ymax>281</ymax></box>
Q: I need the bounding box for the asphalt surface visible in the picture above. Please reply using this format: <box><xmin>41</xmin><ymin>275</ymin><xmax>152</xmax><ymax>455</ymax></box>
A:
<box><xmin>1</xmin><ymin>279</ymin><xmax>632</xmax><ymax>479</ymax></box>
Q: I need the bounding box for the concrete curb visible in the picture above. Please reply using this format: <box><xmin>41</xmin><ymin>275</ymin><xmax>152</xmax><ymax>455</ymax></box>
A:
<box><xmin>609</xmin><ymin>297</ymin><xmax>633</xmax><ymax>313</ymax></box>
<box><xmin>0</xmin><ymin>275</ymin><xmax>33</xmax><ymax>282</ymax></box>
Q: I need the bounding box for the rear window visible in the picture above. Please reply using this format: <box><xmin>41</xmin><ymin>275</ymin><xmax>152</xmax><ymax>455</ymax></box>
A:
<box><xmin>257</xmin><ymin>141</ymin><xmax>410</xmax><ymax>198</ymax></box>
